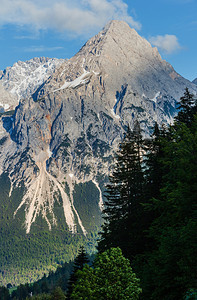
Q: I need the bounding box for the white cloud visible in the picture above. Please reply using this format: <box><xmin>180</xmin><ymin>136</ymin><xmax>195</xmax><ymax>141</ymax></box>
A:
<box><xmin>0</xmin><ymin>0</ymin><xmax>141</xmax><ymax>36</ymax></box>
<box><xmin>24</xmin><ymin>46</ymin><xmax>64</xmax><ymax>52</ymax></box>
<box><xmin>149</xmin><ymin>34</ymin><xmax>181</xmax><ymax>54</ymax></box>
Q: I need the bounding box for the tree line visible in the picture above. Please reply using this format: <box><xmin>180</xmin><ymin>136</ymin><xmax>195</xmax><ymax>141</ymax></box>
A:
<box><xmin>97</xmin><ymin>87</ymin><xmax>197</xmax><ymax>299</ymax></box>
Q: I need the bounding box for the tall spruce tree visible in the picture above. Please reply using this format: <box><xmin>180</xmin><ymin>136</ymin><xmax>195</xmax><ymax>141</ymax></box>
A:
<box><xmin>175</xmin><ymin>87</ymin><xmax>196</xmax><ymax>127</ymax></box>
<box><xmin>144</xmin><ymin>122</ymin><xmax>164</xmax><ymax>200</ymax></box>
<box><xmin>98</xmin><ymin>122</ymin><xmax>146</xmax><ymax>259</ymax></box>
<box><xmin>67</xmin><ymin>246</ymin><xmax>89</xmax><ymax>300</ymax></box>
<box><xmin>135</xmin><ymin>122</ymin><xmax>166</xmax><ymax>254</ymax></box>
<box><xmin>140</xmin><ymin>94</ymin><xmax>197</xmax><ymax>299</ymax></box>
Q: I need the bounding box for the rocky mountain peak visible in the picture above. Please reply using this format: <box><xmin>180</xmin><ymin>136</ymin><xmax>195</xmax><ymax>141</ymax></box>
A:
<box><xmin>80</xmin><ymin>19</ymin><xmax>161</xmax><ymax>62</ymax></box>
<box><xmin>37</xmin><ymin>20</ymin><xmax>168</xmax><ymax>105</ymax></box>
<box><xmin>1</xmin><ymin>20</ymin><xmax>197</xmax><ymax>236</ymax></box>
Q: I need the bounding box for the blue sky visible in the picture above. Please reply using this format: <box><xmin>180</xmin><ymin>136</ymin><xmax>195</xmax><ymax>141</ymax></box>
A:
<box><xmin>0</xmin><ymin>0</ymin><xmax>196</xmax><ymax>81</ymax></box>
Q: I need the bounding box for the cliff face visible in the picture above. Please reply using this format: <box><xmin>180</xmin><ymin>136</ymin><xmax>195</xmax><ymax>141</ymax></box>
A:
<box><xmin>0</xmin><ymin>20</ymin><xmax>197</xmax><ymax>235</ymax></box>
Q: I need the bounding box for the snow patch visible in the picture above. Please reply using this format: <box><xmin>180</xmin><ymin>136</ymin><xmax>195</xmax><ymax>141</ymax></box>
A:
<box><xmin>151</xmin><ymin>91</ymin><xmax>160</xmax><ymax>103</ymax></box>
<box><xmin>53</xmin><ymin>70</ymin><xmax>91</xmax><ymax>92</ymax></box>
<box><xmin>97</xmin><ymin>113</ymin><xmax>102</xmax><ymax>123</ymax></box>
<box><xmin>0</xmin><ymin>102</ymin><xmax>10</xmax><ymax>111</ymax></box>
<box><xmin>92</xmin><ymin>71</ymin><xmax>100</xmax><ymax>75</ymax></box>
<box><xmin>82</xmin><ymin>58</ymin><xmax>85</xmax><ymax>68</ymax></box>
<box><xmin>111</xmin><ymin>108</ymin><xmax>120</xmax><ymax>119</ymax></box>
<box><xmin>1</xmin><ymin>57</ymin><xmax>65</xmax><ymax>101</ymax></box>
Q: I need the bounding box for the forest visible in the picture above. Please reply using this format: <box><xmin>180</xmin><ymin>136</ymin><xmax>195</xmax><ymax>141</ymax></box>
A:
<box><xmin>0</xmin><ymin>88</ymin><xmax>196</xmax><ymax>299</ymax></box>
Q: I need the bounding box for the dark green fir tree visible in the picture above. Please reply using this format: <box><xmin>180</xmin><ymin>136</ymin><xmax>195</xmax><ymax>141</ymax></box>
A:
<box><xmin>98</xmin><ymin>122</ymin><xmax>146</xmax><ymax>259</ymax></box>
<box><xmin>144</xmin><ymin>122</ymin><xmax>164</xmax><ymax>201</ymax></box>
<box><xmin>0</xmin><ymin>286</ymin><xmax>10</xmax><ymax>300</ymax></box>
<box><xmin>140</xmin><ymin>92</ymin><xmax>197</xmax><ymax>299</ymax></box>
<box><xmin>67</xmin><ymin>246</ymin><xmax>89</xmax><ymax>300</ymax></box>
<box><xmin>175</xmin><ymin>87</ymin><xmax>196</xmax><ymax>127</ymax></box>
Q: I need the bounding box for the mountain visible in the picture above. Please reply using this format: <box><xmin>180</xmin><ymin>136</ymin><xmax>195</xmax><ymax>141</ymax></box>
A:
<box><xmin>0</xmin><ymin>20</ymin><xmax>197</xmax><ymax>285</ymax></box>
<box><xmin>192</xmin><ymin>78</ymin><xmax>197</xmax><ymax>85</ymax></box>
<box><xmin>0</xmin><ymin>82</ymin><xmax>17</xmax><ymax>113</ymax></box>
<box><xmin>0</xmin><ymin>57</ymin><xmax>66</xmax><ymax>107</ymax></box>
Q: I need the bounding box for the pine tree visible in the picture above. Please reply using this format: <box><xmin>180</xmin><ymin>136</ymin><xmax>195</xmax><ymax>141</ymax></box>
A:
<box><xmin>0</xmin><ymin>286</ymin><xmax>10</xmax><ymax>300</ymax></box>
<box><xmin>134</xmin><ymin>122</ymin><xmax>165</xmax><ymax>255</ymax></box>
<box><xmin>175</xmin><ymin>87</ymin><xmax>196</xmax><ymax>127</ymax></box>
<box><xmin>67</xmin><ymin>246</ymin><xmax>89</xmax><ymax>299</ymax></box>
<box><xmin>98</xmin><ymin>122</ymin><xmax>146</xmax><ymax>259</ymax></box>
<box><xmin>51</xmin><ymin>286</ymin><xmax>66</xmax><ymax>300</ymax></box>
<box><xmin>140</xmin><ymin>99</ymin><xmax>197</xmax><ymax>299</ymax></box>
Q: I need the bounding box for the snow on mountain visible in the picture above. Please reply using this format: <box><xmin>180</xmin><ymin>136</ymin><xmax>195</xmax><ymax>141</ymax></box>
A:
<box><xmin>0</xmin><ymin>82</ymin><xmax>18</xmax><ymax>113</ymax></box>
<box><xmin>0</xmin><ymin>57</ymin><xmax>66</xmax><ymax>105</ymax></box>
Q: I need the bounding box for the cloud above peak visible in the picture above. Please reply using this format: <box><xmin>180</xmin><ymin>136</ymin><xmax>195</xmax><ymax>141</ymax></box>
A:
<box><xmin>0</xmin><ymin>0</ymin><xmax>141</xmax><ymax>36</ymax></box>
<box><xmin>149</xmin><ymin>34</ymin><xmax>181</xmax><ymax>54</ymax></box>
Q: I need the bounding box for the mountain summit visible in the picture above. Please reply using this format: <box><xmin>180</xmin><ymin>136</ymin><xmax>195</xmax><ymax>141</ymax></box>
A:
<box><xmin>0</xmin><ymin>20</ymin><xmax>197</xmax><ymax>285</ymax></box>
<box><xmin>1</xmin><ymin>19</ymin><xmax>197</xmax><ymax>234</ymax></box>
<box><xmin>1</xmin><ymin>19</ymin><xmax>197</xmax><ymax>233</ymax></box>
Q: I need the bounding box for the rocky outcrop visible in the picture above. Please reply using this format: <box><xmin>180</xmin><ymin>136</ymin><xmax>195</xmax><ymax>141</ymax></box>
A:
<box><xmin>0</xmin><ymin>57</ymin><xmax>66</xmax><ymax>105</ymax></box>
<box><xmin>0</xmin><ymin>82</ymin><xmax>18</xmax><ymax>113</ymax></box>
<box><xmin>192</xmin><ymin>78</ymin><xmax>197</xmax><ymax>85</ymax></box>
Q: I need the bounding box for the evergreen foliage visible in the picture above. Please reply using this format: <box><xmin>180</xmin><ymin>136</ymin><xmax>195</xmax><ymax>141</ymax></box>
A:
<box><xmin>67</xmin><ymin>246</ymin><xmax>89</xmax><ymax>299</ymax></box>
<box><xmin>0</xmin><ymin>286</ymin><xmax>10</xmax><ymax>300</ymax></box>
<box><xmin>0</xmin><ymin>174</ymin><xmax>99</xmax><ymax>286</ymax></box>
<box><xmin>98</xmin><ymin>123</ymin><xmax>146</xmax><ymax>258</ymax></box>
<box><xmin>141</xmin><ymin>111</ymin><xmax>197</xmax><ymax>299</ymax></box>
<box><xmin>26</xmin><ymin>286</ymin><xmax>66</xmax><ymax>299</ymax></box>
<box><xmin>98</xmin><ymin>88</ymin><xmax>197</xmax><ymax>300</ymax></box>
<box><xmin>175</xmin><ymin>87</ymin><xmax>196</xmax><ymax>126</ymax></box>
<box><xmin>50</xmin><ymin>286</ymin><xmax>66</xmax><ymax>300</ymax></box>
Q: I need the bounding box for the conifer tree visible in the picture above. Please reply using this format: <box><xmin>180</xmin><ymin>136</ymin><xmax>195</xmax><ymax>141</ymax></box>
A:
<box><xmin>98</xmin><ymin>122</ymin><xmax>146</xmax><ymax>259</ymax></box>
<box><xmin>67</xmin><ymin>246</ymin><xmax>89</xmax><ymax>299</ymax></box>
<box><xmin>140</xmin><ymin>95</ymin><xmax>197</xmax><ymax>299</ymax></box>
<box><xmin>175</xmin><ymin>87</ymin><xmax>196</xmax><ymax>127</ymax></box>
<box><xmin>51</xmin><ymin>286</ymin><xmax>66</xmax><ymax>300</ymax></box>
<box><xmin>0</xmin><ymin>286</ymin><xmax>10</xmax><ymax>300</ymax></box>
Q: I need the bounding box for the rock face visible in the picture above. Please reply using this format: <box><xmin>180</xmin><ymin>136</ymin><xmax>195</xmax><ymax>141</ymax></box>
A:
<box><xmin>1</xmin><ymin>20</ymin><xmax>197</xmax><ymax>235</ymax></box>
<box><xmin>0</xmin><ymin>57</ymin><xmax>66</xmax><ymax>105</ymax></box>
<box><xmin>192</xmin><ymin>78</ymin><xmax>197</xmax><ymax>85</ymax></box>
<box><xmin>0</xmin><ymin>82</ymin><xmax>18</xmax><ymax>113</ymax></box>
